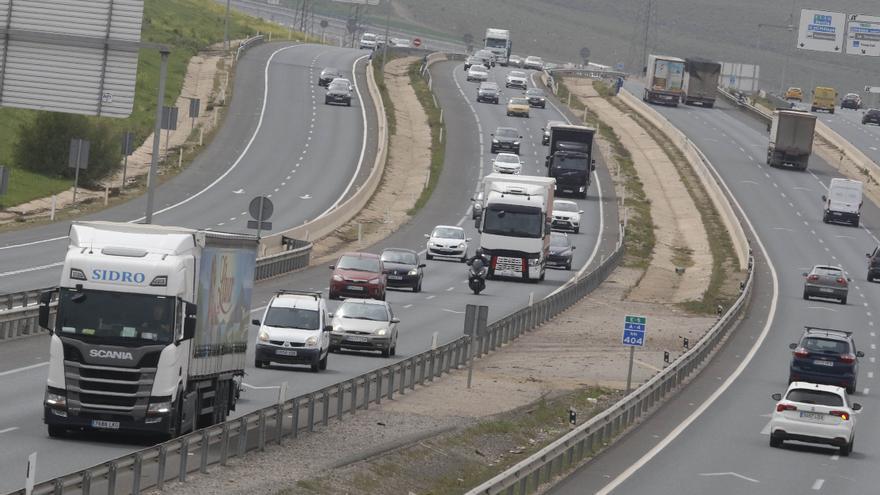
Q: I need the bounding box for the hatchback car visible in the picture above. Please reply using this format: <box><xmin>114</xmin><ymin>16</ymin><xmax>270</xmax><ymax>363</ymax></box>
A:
<box><xmin>318</xmin><ymin>67</ymin><xmax>342</xmax><ymax>87</ymax></box>
<box><xmin>329</xmin><ymin>299</ymin><xmax>399</xmax><ymax>357</ymax></box>
<box><xmin>769</xmin><ymin>382</ymin><xmax>860</xmax><ymax>455</ymax></box>
<box><xmin>466</xmin><ymin>64</ymin><xmax>489</xmax><ymax>82</ymax></box>
<box><xmin>802</xmin><ymin>265</ymin><xmax>849</xmax><ymax>304</ymax></box>
<box><xmin>508</xmin><ymin>55</ymin><xmax>523</xmax><ymax>67</ymax></box>
<box><xmin>253</xmin><ymin>291</ymin><xmax>331</xmax><ymax>372</ymax></box>
<box><xmin>526</xmin><ymin>88</ymin><xmax>546</xmax><ymax>108</ymax></box>
<box><xmin>329</xmin><ymin>252</ymin><xmax>386</xmax><ymax>300</ymax></box>
<box><xmin>862</xmin><ymin>108</ymin><xmax>880</xmax><ymax>125</ymax></box>
<box><xmin>505</xmin><ymin>70</ymin><xmax>528</xmax><ymax>90</ymax></box>
<box><xmin>552</xmin><ymin>199</ymin><xmax>583</xmax><ymax>233</ymax></box>
<box><xmin>490</xmin><ymin>127</ymin><xmax>522</xmax><ymax>154</ymax></box>
<box><xmin>784</xmin><ymin>87</ymin><xmax>804</xmax><ymax>101</ymax></box>
<box><xmin>523</xmin><ymin>56</ymin><xmax>544</xmax><ymax>71</ymax></box>
<box><xmin>507</xmin><ymin>97</ymin><xmax>530</xmax><ymax>117</ymax></box>
<box><xmin>464</xmin><ymin>56</ymin><xmax>481</xmax><ymax>71</ymax></box>
<box><xmin>425</xmin><ymin>225</ymin><xmax>470</xmax><ymax>261</ymax></box>
<box><xmin>788</xmin><ymin>327</ymin><xmax>863</xmax><ymax>394</ymax></box>
<box><xmin>325</xmin><ymin>78</ymin><xmax>353</xmax><ymax>106</ymax></box>
<box><xmin>548</xmin><ymin>232</ymin><xmax>576</xmax><ymax>270</ymax></box>
<box><xmin>542</xmin><ymin>120</ymin><xmax>566</xmax><ymax>145</ymax></box>
<box><xmin>380</xmin><ymin>248</ymin><xmax>425</xmax><ymax>292</ymax></box>
<box><xmin>477</xmin><ymin>82</ymin><xmax>500</xmax><ymax>104</ymax></box>
<box><xmin>492</xmin><ymin>153</ymin><xmax>522</xmax><ymax>174</ymax></box>
<box><xmin>841</xmin><ymin>93</ymin><xmax>862</xmax><ymax>109</ymax></box>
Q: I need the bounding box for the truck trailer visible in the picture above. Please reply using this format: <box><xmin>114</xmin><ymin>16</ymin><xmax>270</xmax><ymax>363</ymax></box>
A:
<box><xmin>644</xmin><ymin>54</ymin><xmax>685</xmax><ymax>106</ymax></box>
<box><xmin>682</xmin><ymin>58</ymin><xmax>721</xmax><ymax>107</ymax></box>
<box><xmin>767</xmin><ymin>110</ymin><xmax>817</xmax><ymax>170</ymax></box>
<box><xmin>544</xmin><ymin>124</ymin><xmax>596</xmax><ymax>198</ymax></box>
<box><xmin>40</xmin><ymin>221</ymin><xmax>258</xmax><ymax>438</ymax></box>
<box><xmin>476</xmin><ymin>174</ymin><xmax>555</xmax><ymax>282</ymax></box>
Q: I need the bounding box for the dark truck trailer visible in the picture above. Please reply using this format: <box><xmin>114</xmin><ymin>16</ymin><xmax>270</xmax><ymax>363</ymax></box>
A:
<box><xmin>545</xmin><ymin>125</ymin><xmax>596</xmax><ymax>198</ymax></box>
<box><xmin>767</xmin><ymin>110</ymin><xmax>817</xmax><ymax>170</ymax></box>
<box><xmin>682</xmin><ymin>58</ymin><xmax>721</xmax><ymax>107</ymax></box>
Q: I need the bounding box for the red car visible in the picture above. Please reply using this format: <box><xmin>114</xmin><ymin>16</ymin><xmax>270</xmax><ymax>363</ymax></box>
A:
<box><xmin>329</xmin><ymin>252</ymin><xmax>386</xmax><ymax>300</ymax></box>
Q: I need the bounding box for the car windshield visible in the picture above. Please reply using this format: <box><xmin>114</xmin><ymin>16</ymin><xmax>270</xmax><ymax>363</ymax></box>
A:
<box><xmin>496</xmin><ymin>128</ymin><xmax>518</xmax><ymax>138</ymax></box>
<box><xmin>337</xmin><ymin>256</ymin><xmax>380</xmax><ymax>272</ymax></box>
<box><xmin>337</xmin><ymin>302</ymin><xmax>389</xmax><ymax>321</ymax></box>
<box><xmin>496</xmin><ymin>154</ymin><xmax>519</xmax><ymax>163</ymax></box>
<box><xmin>510</xmin><ymin>71</ymin><xmax>526</xmax><ymax>78</ymax></box>
<box><xmin>329</xmin><ymin>82</ymin><xmax>349</xmax><ymax>91</ymax></box>
<box><xmin>802</xmin><ymin>337</ymin><xmax>849</xmax><ymax>354</ymax></box>
<box><xmin>812</xmin><ymin>267</ymin><xmax>842</xmax><ymax>277</ymax></box>
<box><xmin>786</xmin><ymin>389</ymin><xmax>844</xmax><ymax>407</ymax></box>
<box><xmin>471</xmin><ymin>65</ymin><xmax>487</xmax><ymax>72</ymax></box>
<box><xmin>527</xmin><ymin>89</ymin><xmax>544</xmax><ymax>96</ymax></box>
<box><xmin>381</xmin><ymin>250</ymin><xmax>417</xmax><ymax>265</ymax></box>
<box><xmin>510</xmin><ymin>98</ymin><xmax>529</xmax><ymax>105</ymax></box>
<box><xmin>264</xmin><ymin>306</ymin><xmax>319</xmax><ymax>330</ymax></box>
<box><xmin>321</xmin><ymin>68</ymin><xmax>339</xmax><ymax>77</ymax></box>
<box><xmin>553</xmin><ymin>153</ymin><xmax>589</xmax><ymax>170</ymax></box>
<box><xmin>56</xmin><ymin>288</ymin><xmax>176</xmax><ymax>345</ymax></box>
<box><xmin>554</xmin><ymin>201</ymin><xmax>578</xmax><ymax>212</ymax></box>
<box><xmin>433</xmin><ymin>227</ymin><xmax>464</xmax><ymax>239</ymax></box>
<box><xmin>550</xmin><ymin>233</ymin><xmax>569</xmax><ymax>247</ymax></box>
<box><xmin>362</xmin><ymin>33</ymin><xmax>376</xmax><ymax>40</ymax></box>
<box><xmin>483</xmin><ymin>205</ymin><xmax>543</xmax><ymax>238</ymax></box>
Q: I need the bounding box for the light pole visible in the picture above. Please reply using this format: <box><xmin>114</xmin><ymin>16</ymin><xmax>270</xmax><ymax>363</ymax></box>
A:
<box><xmin>381</xmin><ymin>0</ymin><xmax>391</xmax><ymax>72</ymax></box>
<box><xmin>145</xmin><ymin>48</ymin><xmax>170</xmax><ymax>224</ymax></box>
<box><xmin>756</xmin><ymin>22</ymin><xmax>794</xmax><ymax>94</ymax></box>
<box><xmin>223</xmin><ymin>0</ymin><xmax>231</xmax><ymax>50</ymax></box>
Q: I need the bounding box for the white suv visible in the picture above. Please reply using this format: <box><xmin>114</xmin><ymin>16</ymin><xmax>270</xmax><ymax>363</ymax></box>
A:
<box><xmin>359</xmin><ymin>33</ymin><xmax>378</xmax><ymax>50</ymax></box>
<box><xmin>769</xmin><ymin>382</ymin><xmax>861</xmax><ymax>456</ymax></box>
<box><xmin>253</xmin><ymin>291</ymin><xmax>331</xmax><ymax>372</ymax></box>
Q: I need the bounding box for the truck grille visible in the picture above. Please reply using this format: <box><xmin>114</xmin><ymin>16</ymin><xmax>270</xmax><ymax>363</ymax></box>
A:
<box><xmin>495</xmin><ymin>256</ymin><xmax>524</xmax><ymax>273</ymax></box>
<box><xmin>62</xmin><ymin>344</ymin><xmax>157</xmax><ymax>415</ymax></box>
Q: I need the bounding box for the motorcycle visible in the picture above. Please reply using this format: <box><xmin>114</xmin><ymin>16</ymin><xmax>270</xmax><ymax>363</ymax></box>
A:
<box><xmin>467</xmin><ymin>257</ymin><xmax>489</xmax><ymax>295</ymax></box>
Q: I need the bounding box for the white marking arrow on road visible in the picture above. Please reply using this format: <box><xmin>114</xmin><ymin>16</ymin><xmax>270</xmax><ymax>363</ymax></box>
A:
<box><xmin>232</xmin><ymin>189</ymin><xmax>244</xmax><ymax>194</ymax></box>
<box><xmin>699</xmin><ymin>472</ymin><xmax>759</xmax><ymax>483</ymax></box>
<box><xmin>300</xmin><ymin>194</ymin><xmax>312</xmax><ymax>200</ymax></box>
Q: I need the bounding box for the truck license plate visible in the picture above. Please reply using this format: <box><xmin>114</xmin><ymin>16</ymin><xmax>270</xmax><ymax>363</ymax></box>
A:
<box><xmin>91</xmin><ymin>420</ymin><xmax>120</xmax><ymax>430</ymax></box>
<box><xmin>276</xmin><ymin>349</ymin><xmax>297</xmax><ymax>356</ymax></box>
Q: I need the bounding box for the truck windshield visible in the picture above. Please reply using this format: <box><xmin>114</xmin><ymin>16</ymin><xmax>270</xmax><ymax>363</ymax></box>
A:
<box><xmin>56</xmin><ymin>288</ymin><xmax>175</xmax><ymax>345</ymax></box>
<box><xmin>483</xmin><ymin>205</ymin><xmax>543</xmax><ymax>238</ymax></box>
<box><xmin>486</xmin><ymin>38</ymin><xmax>507</xmax><ymax>49</ymax></box>
<box><xmin>553</xmin><ymin>153</ymin><xmax>589</xmax><ymax>170</ymax></box>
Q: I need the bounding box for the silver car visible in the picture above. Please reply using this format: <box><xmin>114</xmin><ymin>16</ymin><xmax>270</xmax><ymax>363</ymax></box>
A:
<box><xmin>803</xmin><ymin>265</ymin><xmax>850</xmax><ymax>304</ymax></box>
<box><xmin>329</xmin><ymin>299</ymin><xmax>399</xmax><ymax>357</ymax></box>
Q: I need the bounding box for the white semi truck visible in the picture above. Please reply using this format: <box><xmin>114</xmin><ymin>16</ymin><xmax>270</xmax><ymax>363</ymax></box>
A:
<box><xmin>40</xmin><ymin>221</ymin><xmax>259</xmax><ymax>438</ymax></box>
<box><xmin>484</xmin><ymin>28</ymin><xmax>511</xmax><ymax>66</ymax></box>
<box><xmin>644</xmin><ymin>54</ymin><xmax>685</xmax><ymax>106</ymax></box>
<box><xmin>476</xmin><ymin>174</ymin><xmax>555</xmax><ymax>281</ymax></box>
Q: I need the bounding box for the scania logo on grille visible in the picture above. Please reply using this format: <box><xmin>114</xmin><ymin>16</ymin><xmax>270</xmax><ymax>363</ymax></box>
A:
<box><xmin>89</xmin><ymin>349</ymin><xmax>134</xmax><ymax>360</ymax></box>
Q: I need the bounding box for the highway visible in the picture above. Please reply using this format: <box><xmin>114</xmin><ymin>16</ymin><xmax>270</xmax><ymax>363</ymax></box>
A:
<box><xmin>550</xmin><ymin>87</ymin><xmax>880</xmax><ymax>494</ymax></box>
<box><xmin>0</xmin><ymin>60</ymin><xmax>617</xmax><ymax>492</ymax></box>
<box><xmin>818</xmin><ymin>106</ymin><xmax>880</xmax><ymax>165</ymax></box>
<box><xmin>0</xmin><ymin>43</ymin><xmax>377</xmax><ymax>294</ymax></box>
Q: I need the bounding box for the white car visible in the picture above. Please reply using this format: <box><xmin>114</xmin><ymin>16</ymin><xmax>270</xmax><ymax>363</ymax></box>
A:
<box><xmin>466</xmin><ymin>64</ymin><xmax>489</xmax><ymax>82</ymax></box>
<box><xmin>492</xmin><ymin>153</ymin><xmax>522</xmax><ymax>174</ymax></box>
<box><xmin>524</xmin><ymin>56</ymin><xmax>544</xmax><ymax>71</ymax></box>
<box><xmin>505</xmin><ymin>70</ymin><xmax>528</xmax><ymax>90</ymax></box>
<box><xmin>552</xmin><ymin>199</ymin><xmax>584</xmax><ymax>233</ymax></box>
<box><xmin>769</xmin><ymin>382</ymin><xmax>861</xmax><ymax>456</ymax></box>
<box><xmin>253</xmin><ymin>291</ymin><xmax>331</xmax><ymax>372</ymax></box>
<box><xmin>359</xmin><ymin>33</ymin><xmax>378</xmax><ymax>50</ymax></box>
<box><xmin>425</xmin><ymin>225</ymin><xmax>470</xmax><ymax>262</ymax></box>
<box><xmin>329</xmin><ymin>299</ymin><xmax>399</xmax><ymax>357</ymax></box>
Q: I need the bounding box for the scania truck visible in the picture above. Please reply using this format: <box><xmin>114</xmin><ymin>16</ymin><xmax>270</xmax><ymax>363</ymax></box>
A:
<box><xmin>40</xmin><ymin>221</ymin><xmax>258</xmax><ymax>438</ymax></box>
<box><xmin>644</xmin><ymin>54</ymin><xmax>685</xmax><ymax>106</ymax></box>
<box><xmin>484</xmin><ymin>28</ymin><xmax>511</xmax><ymax>66</ymax></box>
<box><xmin>476</xmin><ymin>174</ymin><xmax>555</xmax><ymax>282</ymax></box>
<box><xmin>545</xmin><ymin>124</ymin><xmax>596</xmax><ymax>198</ymax></box>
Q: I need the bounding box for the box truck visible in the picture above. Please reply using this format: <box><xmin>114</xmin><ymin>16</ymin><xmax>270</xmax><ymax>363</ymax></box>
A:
<box><xmin>40</xmin><ymin>221</ymin><xmax>258</xmax><ymax>438</ymax></box>
<box><xmin>682</xmin><ymin>58</ymin><xmax>721</xmax><ymax>107</ymax></box>
<box><xmin>544</xmin><ymin>124</ymin><xmax>596</xmax><ymax>198</ymax></box>
<box><xmin>822</xmin><ymin>178</ymin><xmax>863</xmax><ymax>226</ymax></box>
<box><xmin>767</xmin><ymin>110</ymin><xmax>817</xmax><ymax>170</ymax></box>
<box><xmin>644</xmin><ymin>54</ymin><xmax>685</xmax><ymax>106</ymax></box>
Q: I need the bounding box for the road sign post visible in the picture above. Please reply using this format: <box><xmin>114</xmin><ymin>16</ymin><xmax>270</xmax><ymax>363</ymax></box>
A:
<box><xmin>622</xmin><ymin>315</ymin><xmax>647</xmax><ymax>394</ymax></box>
<box><xmin>188</xmin><ymin>98</ymin><xmax>201</xmax><ymax>128</ymax></box>
<box><xmin>121</xmin><ymin>131</ymin><xmax>135</xmax><ymax>190</ymax></box>
<box><xmin>68</xmin><ymin>138</ymin><xmax>90</xmax><ymax>205</ymax></box>
<box><xmin>25</xmin><ymin>452</ymin><xmax>36</xmax><ymax>495</ymax></box>
<box><xmin>412</xmin><ymin>37</ymin><xmax>422</xmax><ymax>48</ymax></box>
<box><xmin>0</xmin><ymin>166</ymin><xmax>9</xmax><ymax>197</ymax></box>
<box><xmin>797</xmin><ymin>9</ymin><xmax>845</xmax><ymax>53</ymax></box>
<box><xmin>247</xmin><ymin>196</ymin><xmax>274</xmax><ymax>238</ymax></box>
<box><xmin>464</xmin><ymin>304</ymin><xmax>489</xmax><ymax>389</ymax></box>
<box><xmin>145</xmin><ymin>48</ymin><xmax>171</xmax><ymax>224</ymax></box>
<box><xmin>846</xmin><ymin>14</ymin><xmax>880</xmax><ymax>56</ymax></box>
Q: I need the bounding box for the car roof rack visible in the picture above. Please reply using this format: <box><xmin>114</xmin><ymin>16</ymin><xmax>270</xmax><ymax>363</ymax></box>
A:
<box><xmin>804</xmin><ymin>326</ymin><xmax>852</xmax><ymax>338</ymax></box>
<box><xmin>275</xmin><ymin>290</ymin><xmax>322</xmax><ymax>300</ymax></box>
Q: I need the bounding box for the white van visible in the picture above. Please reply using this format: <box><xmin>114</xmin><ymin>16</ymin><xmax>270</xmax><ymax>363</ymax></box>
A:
<box><xmin>359</xmin><ymin>33</ymin><xmax>378</xmax><ymax>50</ymax></box>
<box><xmin>822</xmin><ymin>178</ymin><xmax>863</xmax><ymax>226</ymax></box>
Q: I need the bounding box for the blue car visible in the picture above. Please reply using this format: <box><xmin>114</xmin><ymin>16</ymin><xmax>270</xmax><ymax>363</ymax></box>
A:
<box><xmin>789</xmin><ymin>327</ymin><xmax>863</xmax><ymax>394</ymax></box>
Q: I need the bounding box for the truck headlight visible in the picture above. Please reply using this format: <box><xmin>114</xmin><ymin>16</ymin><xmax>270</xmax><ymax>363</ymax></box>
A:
<box><xmin>258</xmin><ymin>330</ymin><xmax>270</xmax><ymax>342</ymax></box>
<box><xmin>528</xmin><ymin>257</ymin><xmax>542</xmax><ymax>266</ymax></box>
<box><xmin>305</xmin><ymin>336</ymin><xmax>319</xmax><ymax>347</ymax></box>
<box><xmin>46</xmin><ymin>391</ymin><xmax>67</xmax><ymax>409</ymax></box>
<box><xmin>147</xmin><ymin>400</ymin><xmax>173</xmax><ymax>416</ymax></box>
<box><xmin>376</xmin><ymin>328</ymin><xmax>388</xmax><ymax>336</ymax></box>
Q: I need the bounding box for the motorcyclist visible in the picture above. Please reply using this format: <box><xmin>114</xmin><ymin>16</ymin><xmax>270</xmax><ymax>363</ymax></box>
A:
<box><xmin>466</xmin><ymin>251</ymin><xmax>491</xmax><ymax>270</ymax></box>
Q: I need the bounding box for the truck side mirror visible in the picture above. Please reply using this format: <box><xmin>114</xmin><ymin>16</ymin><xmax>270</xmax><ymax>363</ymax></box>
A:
<box><xmin>182</xmin><ymin>302</ymin><xmax>198</xmax><ymax>340</ymax></box>
<box><xmin>323</xmin><ymin>325</ymin><xmax>333</xmax><ymax>333</ymax></box>
<box><xmin>252</xmin><ymin>319</ymin><xmax>261</xmax><ymax>326</ymax></box>
<box><xmin>821</xmin><ymin>195</ymin><xmax>827</xmax><ymax>202</ymax></box>
<box><xmin>38</xmin><ymin>290</ymin><xmax>54</xmax><ymax>330</ymax></box>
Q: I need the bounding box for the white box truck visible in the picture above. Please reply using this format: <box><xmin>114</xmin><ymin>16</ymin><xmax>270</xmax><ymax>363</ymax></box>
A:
<box><xmin>40</xmin><ymin>221</ymin><xmax>259</xmax><ymax>438</ymax></box>
<box><xmin>476</xmin><ymin>174</ymin><xmax>555</xmax><ymax>282</ymax></box>
<box><xmin>644</xmin><ymin>54</ymin><xmax>685</xmax><ymax>106</ymax></box>
<box><xmin>484</xmin><ymin>28</ymin><xmax>511</xmax><ymax>66</ymax></box>
<box><xmin>682</xmin><ymin>58</ymin><xmax>721</xmax><ymax>107</ymax></box>
<box><xmin>767</xmin><ymin>110</ymin><xmax>817</xmax><ymax>170</ymax></box>
<box><xmin>822</xmin><ymin>178</ymin><xmax>863</xmax><ymax>226</ymax></box>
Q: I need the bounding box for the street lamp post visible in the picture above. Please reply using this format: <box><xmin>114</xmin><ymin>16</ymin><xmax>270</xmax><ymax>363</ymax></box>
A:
<box><xmin>756</xmin><ymin>22</ymin><xmax>795</xmax><ymax>94</ymax></box>
<box><xmin>145</xmin><ymin>49</ymin><xmax>170</xmax><ymax>224</ymax></box>
<box><xmin>381</xmin><ymin>0</ymin><xmax>391</xmax><ymax>72</ymax></box>
<box><xmin>224</xmin><ymin>0</ymin><xmax>231</xmax><ymax>50</ymax></box>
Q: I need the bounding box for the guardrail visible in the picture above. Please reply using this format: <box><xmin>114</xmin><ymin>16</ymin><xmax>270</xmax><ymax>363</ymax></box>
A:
<box><xmin>235</xmin><ymin>34</ymin><xmax>265</xmax><ymax>61</ymax></box>
<box><xmin>0</xmin><ymin>287</ymin><xmax>54</xmax><ymax>311</ymax></box>
<box><xmin>546</xmin><ymin>67</ymin><xmax>626</xmax><ymax>79</ymax></box>
<box><xmin>13</xmin><ymin>229</ymin><xmax>626</xmax><ymax>495</ymax></box>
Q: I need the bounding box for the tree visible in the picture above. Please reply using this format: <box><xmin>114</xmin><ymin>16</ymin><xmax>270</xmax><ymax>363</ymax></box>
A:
<box><xmin>14</xmin><ymin>112</ymin><xmax>120</xmax><ymax>188</ymax></box>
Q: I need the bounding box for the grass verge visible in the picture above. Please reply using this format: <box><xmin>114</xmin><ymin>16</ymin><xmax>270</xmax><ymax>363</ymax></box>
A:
<box><xmin>596</xmin><ymin>81</ymin><xmax>743</xmax><ymax>314</ymax></box>
<box><xmin>554</xmin><ymin>79</ymin><xmax>655</xmax><ymax>270</ymax></box>
<box><xmin>371</xmin><ymin>54</ymin><xmax>399</xmax><ymax>137</ymax></box>
<box><xmin>407</xmin><ymin>60</ymin><xmax>446</xmax><ymax>215</ymax></box>
<box><xmin>286</xmin><ymin>387</ymin><xmax>617</xmax><ymax>495</ymax></box>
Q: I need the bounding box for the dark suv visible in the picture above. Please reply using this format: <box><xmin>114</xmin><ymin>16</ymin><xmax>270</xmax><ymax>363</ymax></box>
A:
<box><xmin>789</xmin><ymin>327</ymin><xmax>863</xmax><ymax>394</ymax></box>
<box><xmin>477</xmin><ymin>82</ymin><xmax>500</xmax><ymax>104</ymax></box>
<box><xmin>490</xmin><ymin>127</ymin><xmax>522</xmax><ymax>154</ymax></box>
<box><xmin>866</xmin><ymin>246</ymin><xmax>880</xmax><ymax>281</ymax></box>
<box><xmin>318</xmin><ymin>68</ymin><xmax>342</xmax><ymax>87</ymax></box>
<box><xmin>863</xmin><ymin>109</ymin><xmax>880</xmax><ymax>126</ymax></box>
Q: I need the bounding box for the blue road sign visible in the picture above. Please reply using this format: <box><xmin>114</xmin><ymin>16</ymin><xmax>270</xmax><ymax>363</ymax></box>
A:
<box><xmin>622</xmin><ymin>315</ymin><xmax>646</xmax><ymax>347</ymax></box>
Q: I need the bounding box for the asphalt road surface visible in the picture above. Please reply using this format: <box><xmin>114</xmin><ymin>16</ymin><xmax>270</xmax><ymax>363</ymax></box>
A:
<box><xmin>817</xmin><ymin>105</ymin><xmax>880</xmax><ymax>166</ymax></box>
<box><xmin>0</xmin><ymin>43</ymin><xmax>377</xmax><ymax>294</ymax></box>
<box><xmin>550</xmin><ymin>86</ymin><xmax>880</xmax><ymax>494</ymax></box>
<box><xmin>0</xmin><ymin>60</ymin><xmax>618</xmax><ymax>492</ymax></box>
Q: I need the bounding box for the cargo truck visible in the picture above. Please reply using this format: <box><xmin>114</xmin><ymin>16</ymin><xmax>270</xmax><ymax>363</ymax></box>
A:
<box><xmin>544</xmin><ymin>124</ymin><xmax>596</xmax><ymax>198</ymax></box>
<box><xmin>767</xmin><ymin>110</ymin><xmax>817</xmax><ymax>170</ymax></box>
<box><xmin>682</xmin><ymin>58</ymin><xmax>721</xmax><ymax>107</ymax></box>
<box><xmin>40</xmin><ymin>221</ymin><xmax>259</xmax><ymax>438</ymax></box>
<box><xmin>476</xmin><ymin>174</ymin><xmax>555</xmax><ymax>282</ymax></box>
<box><xmin>484</xmin><ymin>28</ymin><xmax>511</xmax><ymax>66</ymax></box>
<box><xmin>643</xmin><ymin>54</ymin><xmax>685</xmax><ymax>106</ymax></box>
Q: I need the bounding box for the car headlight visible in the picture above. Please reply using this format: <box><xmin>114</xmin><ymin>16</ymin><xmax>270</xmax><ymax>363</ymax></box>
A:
<box><xmin>258</xmin><ymin>330</ymin><xmax>269</xmax><ymax>342</ymax></box>
<box><xmin>376</xmin><ymin>328</ymin><xmax>388</xmax><ymax>336</ymax></box>
<box><xmin>305</xmin><ymin>336</ymin><xmax>319</xmax><ymax>347</ymax></box>
<box><xmin>408</xmin><ymin>269</ymin><xmax>418</xmax><ymax>276</ymax></box>
<box><xmin>369</xmin><ymin>278</ymin><xmax>381</xmax><ymax>284</ymax></box>
<box><xmin>46</xmin><ymin>392</ymin><xmax>67</xmax><ymax>409</ymax></box>
<box><xmin>332</xmin><ymin>274</ymin><xmax>343</xmax><ymax>282</ymax></box>
<box><xmin>458</xmin><ymin>243</ymin><xmax>466</xmax><ymax>249</ymax></box>
<box><xmin>147</xmin><ymin>400</ymin><xmax>173</xmax><ymax>416</ymax></box>
<box><xmin>492</xmin><ymin>139</ymin><xmax>499</xmax><ymax>144</ymax></box>
<box><xmin>513</xmin><ymin>141</ymin><xmax>520</xmax><ymax>145</ymax></box>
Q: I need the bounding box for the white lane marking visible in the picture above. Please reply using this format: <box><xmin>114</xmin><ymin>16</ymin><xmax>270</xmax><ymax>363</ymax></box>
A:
<box><xmin>812</xmin><ymin>479</ymin><xmax>824</xmax><ymax>490</ymax></box>
<box><xmin>830</xmin><ymin>454</ymin><xmax>839</xmax><ymax>461</ymax></box>
<box><xmin>0</xmin><ymin>236</ymin><xmax>67</xmax><ymax>251</ymax></box>
<box><xmin>868</xmin><ymin>372</ymin><xmax>874</xmax><ymax>379</ymax></box>
<box><xmin>698</xmin><ymin>472</ymin><xmax>759</xmax><ymax>483</ymax></box>
<box><xmin>403</xmin><ymin>304</ymin><xmax>413</xmax><ymax>309</ymax></box>
<box><xmin>446</xmin><ymin>287</ymin><xmax>455</xmax><ymax>291</ymax></box>
<box><xmin>442</xmin><ymin>309</ymin><xmax>465</xmax><ymax>314</ymax></box>
<box><xmin>0</xmin><ymin>427</ymin><xmax>18</xmax><ymax>434</ymax></box>
<box><xmin>0</xmin><ymin>261</ymin><xmax>64</xmax><ymax>277</ymax></box>
<box><xmin>596</xmin><ymin>106</ymin><xmax>780</xmax><ymax>495</ymax></box>
<box><xmin>759</xmin><ymin>421</ymin><xmax>771</xmax><ymax>435</ymax></box>
<box><xmin>0</xmin><ymin>361</ymin><xmax>49</xmax><ymax>378</ymax></box>
<box><xmin>807</xmin><ymin>306</ymin><xmax>838</xmax><ymax>311</ymax></box>
<box><xmin>864</xmin><ymin>387</ymin><xmax>870</xmax><ymax>394</ymax></box>
<box><xmin>426</xmin><ymin>295</ymin><xmax>435</xmax><ymax>300</ymax></box>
